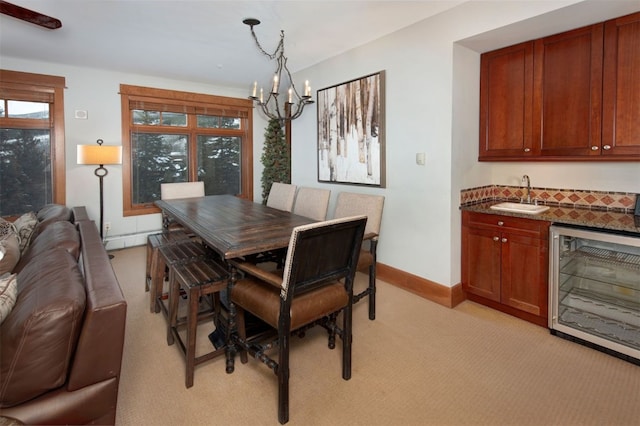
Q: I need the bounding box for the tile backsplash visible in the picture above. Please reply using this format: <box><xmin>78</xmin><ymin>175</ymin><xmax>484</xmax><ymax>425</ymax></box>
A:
<box><xmin>460</xmin><ymin>185</ymin><xmax>637</xmax><ymax>214</ymax></box>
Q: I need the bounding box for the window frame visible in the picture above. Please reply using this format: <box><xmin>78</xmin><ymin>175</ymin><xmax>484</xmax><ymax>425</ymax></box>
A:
<box><xmin>120</xmin><ymin>84</ymin><xmax>254</xmax><ymax>217</ymax></box>
<box><xmin>0</xmin><ymin>69</ymin><xmax>66</xmax><ymax>215</ymax></box>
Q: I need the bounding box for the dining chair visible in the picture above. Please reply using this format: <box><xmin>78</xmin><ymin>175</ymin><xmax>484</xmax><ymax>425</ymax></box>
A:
<box><xmin>333</xmin><ymin>192</ymin><xmax>385</xmax><ymax>320</ymax></box>
<box><xmin>226</xmin><ymin>215</ymin><xmax>367</xmax><ymax>424</ymax></box>
<box><xmin>292</xmin><ymin>187</ymin><xmax>331</xmax><ymax>221</ymax></box>
<box><xmin>266</xmin><ymin>182</ymin><xmax>297</xmax><ymax>212</ymax></box>
<box><xmin>146</xmin><ymin>181</ymin><xmax>205</xmax><ymax>312</ymax></box>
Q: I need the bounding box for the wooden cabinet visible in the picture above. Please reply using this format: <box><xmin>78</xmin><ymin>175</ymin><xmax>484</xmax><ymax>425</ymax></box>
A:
<box><xmin>602</xmin><ymin>12</ymin><xmax>640</xmax><ymax>157</ymax></box>
<box><xmin>534</xmin><ymin>24</ymin><xmax>603</xmax><ymax>158</ymax></box>
<box><xmin>462</xmin><ymin>211</ymin><xmax>550</xmax><ymax>326</ymax></box>
<box><xmin>479</xmin><ymin>11</ymin><xmax>640</xmax><ymax>161</ymax></box>
<box><xmin>479</xmin><ymin>41</ymin><xmax>534</xmax><ymax>159</ymax></box>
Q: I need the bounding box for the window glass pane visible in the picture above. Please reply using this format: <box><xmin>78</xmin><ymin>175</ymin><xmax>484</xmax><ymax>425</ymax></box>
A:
<box><xmin>7</xmin><ymin>100</ymin><xmax>49</xmax><ymax>119</ymax></box>
<box><xmin>0</xmin><ymin>99</ymin><xmax>5</xmax><ymax>117</ymax></box>
<box><xmin>0</xmin><ymin>128</ymin><xmax>52</xmax><ymax>215</ymax></box>
<box><xmin>133</xmin><ymin>110</ymin><xmax>160</xmax><ymax>125</ymax></box>
<box><xmin>162</xmin><ymin>112</ymin><xmax>187</xmax><ymax>127</ymax></box>
<box><xmin>131</xmin><ymin>133</ymin><xmax>188</xmax><ymax>204</ymax></box>
<box><xmin>197</xmin><ymin>135</ymin><xmax>241</xmax><ymax>195</ymax></box>
<box><xmin>197</xmin><ymin>115</ymin><xmax>241</xmax><ymax>129</ymax></box>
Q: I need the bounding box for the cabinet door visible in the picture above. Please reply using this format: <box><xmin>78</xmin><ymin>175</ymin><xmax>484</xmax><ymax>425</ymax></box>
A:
<box><xmin>479</xmin><ymin>42</ymin><xmax>534</xmax><ymax>160</ymax></box>
<box><xmin>462</xmin><ymin>225</ymin><xmax>501</xmax><ymax>302</ymax></box>
<box><xmin>500</xmin><ymin>232</ymin><xmax>548</xmax><ymax>317</ymax></box>
<box><xmin>602</xmin><ymin>12</ymin><xmax>640</xmax><ymax>157</ymax></box>
<box><xmin>534</xmin><ymin>24</ymin><xmax>604</xmax><ymax>157</ymax></box>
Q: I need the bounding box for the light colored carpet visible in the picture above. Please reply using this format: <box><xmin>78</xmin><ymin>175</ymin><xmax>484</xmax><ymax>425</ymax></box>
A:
<box><xmin>111</xmin><ymin>246</ymin><xmax>640</xmax><ymax>426</ymax></box>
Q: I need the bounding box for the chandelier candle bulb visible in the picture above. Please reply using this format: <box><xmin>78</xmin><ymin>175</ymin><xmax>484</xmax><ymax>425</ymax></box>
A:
<box><xmin>288</xmin><ymin>87</ymin><xmax>293</xmax><ymax>103</ymax></box>
<box><xmin>305</xmin><ymin>80</ymin><xmax>310</xmax><ymax>97</ymax></box>
<box><xmin>260</xmin><ymin>88</ymin><xmax>264</xmax><ymax>103</ymax></box>
<box><xmin>272</xmin><ymin>74</ymin><xmax>279</xmax><ymax>94</ymax></box>
<box><xmin>252</xmin><ymin>81</ymin><xmax>257</xmax><ymax>97</ymax></box>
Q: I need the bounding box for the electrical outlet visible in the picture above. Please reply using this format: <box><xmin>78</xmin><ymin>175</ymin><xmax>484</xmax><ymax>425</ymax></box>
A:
<box><xmin>104</xmin><ymin>222</ymin><xmax>112</xmax><ymax>232</ymax></box>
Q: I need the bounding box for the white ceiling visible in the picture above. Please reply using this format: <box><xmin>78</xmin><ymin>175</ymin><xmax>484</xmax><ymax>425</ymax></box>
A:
<box><xmin>0</xmin><ymin>0</ymin><xmax>466</xmax><ymax>89</ymax></box>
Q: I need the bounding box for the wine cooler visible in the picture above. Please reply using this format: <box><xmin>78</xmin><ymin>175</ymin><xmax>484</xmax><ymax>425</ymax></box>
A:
<box><xmin>549</xmin><ymin>225</ymin><xmax>640</xmax><ymax>364</ymax></box>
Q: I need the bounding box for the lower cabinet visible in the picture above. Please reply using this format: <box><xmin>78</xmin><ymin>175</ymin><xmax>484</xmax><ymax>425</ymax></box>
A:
<box><xmin>461</xmin><ymin>211</ymin><xmax>550</xmax><ymax>326</ymax></box>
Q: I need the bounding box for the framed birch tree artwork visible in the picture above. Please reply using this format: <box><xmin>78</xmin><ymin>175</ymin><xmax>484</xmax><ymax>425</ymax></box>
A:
<box><xmin>317</xmin><ymin>71</ymin><xmax>385</xmax><ymax>187</ymax></box>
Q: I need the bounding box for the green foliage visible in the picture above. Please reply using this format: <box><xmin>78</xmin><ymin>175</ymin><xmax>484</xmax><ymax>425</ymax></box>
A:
<box><xmin>260</xmin><ymin>118</ymin><xmax>290</xmax><ymax>204</ymax></box>
<box><xmin>0</xmin><ymin>128</ymin><xmax>51</xmax><ymax>215</ymax></box>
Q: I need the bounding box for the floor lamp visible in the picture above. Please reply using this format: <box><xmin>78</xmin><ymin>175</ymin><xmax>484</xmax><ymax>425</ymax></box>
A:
<box><xmin>77</xmin><ymin>139</ymin><xmax>123</xmax><ymax>241</ymax></box>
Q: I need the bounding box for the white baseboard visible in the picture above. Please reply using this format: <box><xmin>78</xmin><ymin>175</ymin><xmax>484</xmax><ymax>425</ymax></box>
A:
<box><xmin>103</xmin><ymin>230</ymin><xmax>160</xmax><ymax>250</ymax></box>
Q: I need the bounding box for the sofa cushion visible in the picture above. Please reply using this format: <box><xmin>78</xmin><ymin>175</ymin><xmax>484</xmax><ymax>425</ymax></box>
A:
<box><xmin>0</xmin><ymin>249</ymin><xmax>86</xmax><ymax>407</ymax></box>
<box><xmin>12</xmin><ymin>212</ymin><xmax>38</xmax><ymax>255</ymax></box>
<box><xmin>31</xmin><ymin>204</ymin><xmax>73</xmax><ymax>240</ymax></box>
<box><xmin>13</xmin><ymin>221</ymin><xmax>80</xmax><ymax>274</ymax></box>
<box><xmin>0</xmin><ymin>273</ymin><xmax>17</xmax><ymax>324</ymax></box>
<box><xmin>0</xmin><ymin>234</ymin><xmax>21</xmax><ymax>275</ymax></box>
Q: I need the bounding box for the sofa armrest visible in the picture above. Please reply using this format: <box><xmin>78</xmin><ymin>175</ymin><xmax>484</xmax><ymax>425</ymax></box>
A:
<box><xmin>67</xmin><ymin>220</ymin><xmax>127</xmax><ymax>391</ymax></box>
<box><xmin>72</xmin><ymin>206</ymin><xmax>91</xmax><ymax>223</ymax></box>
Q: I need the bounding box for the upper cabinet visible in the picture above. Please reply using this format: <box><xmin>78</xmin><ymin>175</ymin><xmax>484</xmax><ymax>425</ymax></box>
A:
<box><xmin>479</xmin><ymin>11</ymin><xmax>640</xmax><ymax>161</ymax></box>
<box><xmin>479</xmin><ymin>41</ymin><xmax>534</xmax><ymax>159</ymax></box>
<box><xmin>602</xmin><ymin>12</ymin><xmax>640</xmax><ymax>158</ymax></box>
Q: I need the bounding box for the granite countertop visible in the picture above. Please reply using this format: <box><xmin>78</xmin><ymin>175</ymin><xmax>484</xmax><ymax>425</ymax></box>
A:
<box><xmin>461</xmin><ymin>201</ymin><xmax>640</xmax><ymax>235</ymax></box>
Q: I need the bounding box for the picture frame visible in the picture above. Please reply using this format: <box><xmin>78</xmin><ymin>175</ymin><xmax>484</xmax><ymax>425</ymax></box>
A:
<box><xmin>317</xmin><ymin>70</ymin><xmax>385</xmax><ymax>187</ymax></box>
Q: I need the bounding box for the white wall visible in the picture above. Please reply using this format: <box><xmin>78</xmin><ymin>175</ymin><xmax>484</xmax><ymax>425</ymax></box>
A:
<box><xmin>292</xmin><ymin>0</ymin><xmax>640</xmax><ymax>289</ymax></box>
<box><xmin>0</xmin><ymin>57</ymin><xmax>267</xmax><ymax>247</ymax></box>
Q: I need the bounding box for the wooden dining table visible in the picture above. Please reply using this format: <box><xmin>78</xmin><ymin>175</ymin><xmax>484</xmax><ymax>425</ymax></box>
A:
<box><xmin>155</xmin><ymin>194</ymin><xmax>317</xmax><ymax>260</ymax></box>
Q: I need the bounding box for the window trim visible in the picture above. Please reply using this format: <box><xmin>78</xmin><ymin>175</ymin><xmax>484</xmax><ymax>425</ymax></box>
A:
<box><xmin>120</xmin><ymin>84</ymin><xmax>253</xmax><ymax>217</ymax></box>
<box><xmin>0</xmin><ymin>69</ymin><xmax>66</xmax><ymax>211</ymax></box>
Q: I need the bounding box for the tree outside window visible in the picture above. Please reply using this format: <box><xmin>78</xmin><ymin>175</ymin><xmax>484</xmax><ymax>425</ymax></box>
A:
<box><xmin>120</xmin><ymin>85</ymin><xmax>253</xmax><ymax>216</ymax></box>
<box><xmin>0</xmin><ymin>70</ymin><xmax>66</xmax><ymax>217</ymax></box>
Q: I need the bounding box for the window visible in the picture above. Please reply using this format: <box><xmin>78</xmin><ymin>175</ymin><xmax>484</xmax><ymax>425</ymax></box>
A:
<box><xmin>0</xmin><ymin>70</ymin><xmax>66</xmax><ymax>217</ymax></box>
<box><xmin>120</xmin><ymin>85</ymin><xmax>254</xmax><ymax>216</ymax></box>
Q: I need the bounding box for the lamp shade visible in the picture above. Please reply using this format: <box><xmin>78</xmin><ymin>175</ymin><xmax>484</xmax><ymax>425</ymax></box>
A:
<box><xmin>77</xmin><ymin>144</ymin><xmax>122</xmax><ymax>165</ymax></box>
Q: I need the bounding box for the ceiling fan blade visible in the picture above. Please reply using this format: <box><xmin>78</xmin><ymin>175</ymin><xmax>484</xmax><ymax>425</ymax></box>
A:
<box><xmin>0</xmin><ymin>1</ymin><xmax>62</xmax><ymax>29</ymax></box>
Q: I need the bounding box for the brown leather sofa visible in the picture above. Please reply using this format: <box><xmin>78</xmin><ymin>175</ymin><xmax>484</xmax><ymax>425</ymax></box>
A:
<box><xmin>0</xmin><ymin>205</ymin><xmax>127</xmax><ymax>425</ymax></box>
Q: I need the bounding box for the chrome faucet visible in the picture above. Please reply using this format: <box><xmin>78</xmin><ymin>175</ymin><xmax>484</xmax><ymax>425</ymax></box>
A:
<box><xmin>522</xmin><ymin>175</ymin><xmax>531</xmax><ymax>204</ymax></box>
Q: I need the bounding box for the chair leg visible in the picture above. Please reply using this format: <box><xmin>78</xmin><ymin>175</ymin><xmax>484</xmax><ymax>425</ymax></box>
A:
<box><xmin>368</xmin><ymin>263</ymin><xmax>376</xmax><ymax>320</ymax></box>
<box><xmin>278</xmin><ymin>331</ymin><xmax>290</xmax><ymax>425</ymax></box>
<box><xmin>185</xmin><ymin>286</ymin><xmax>199</xmax><ymax>388</ymax></box>
<box><xmin>166</xmin><ymin>269</ymin><xmax>179</xmax><ymax>346</ymax></box>
<box><xmin>151</xmin><ymin>256</ymin><xmax>167</xmax><ymax>313</ymax></box>
<box><xmin>342</xmin><ymin>304</ymin><xmax>353</xmax><ymax>381</ymax></box>
<box><xmin>327</xmin><ymin>312</ymin><xmax>338</xmax><ymax>349</ymax></box>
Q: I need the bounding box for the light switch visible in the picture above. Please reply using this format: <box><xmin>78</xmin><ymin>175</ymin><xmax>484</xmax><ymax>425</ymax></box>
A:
<box><xmin>416</xmin><ymin>152</ymin><xmax>425</xmax><ymax>165</ymax></box>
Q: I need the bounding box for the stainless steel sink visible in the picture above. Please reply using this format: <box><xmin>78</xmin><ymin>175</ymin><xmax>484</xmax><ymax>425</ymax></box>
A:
<box><xmin>490</xmin><ymin>202</ymin><xmax>550</xmax><ymax>215</ymax></box>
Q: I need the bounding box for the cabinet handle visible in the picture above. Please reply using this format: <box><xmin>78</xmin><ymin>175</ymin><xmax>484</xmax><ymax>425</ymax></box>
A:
<box><xmin>493</xmin><ymin>236</ymin><xmax>499</xmax><ymax>241</ymax></box>
<box><xmin>603</xmin><ymin>145</ymin><xmax>611</xmax><ymax>150</ymax></box>
<box><xmin>524</xmin><ymin>148</ymin><xmax>531</xmax><ymax>152</ymax></box>
<box><xmin>501</xmin><ymin>238</ymin><xmax>508</xmax><ymax>243</ymax></box>
<box><xmin>591</xmin><ymin>146</ymin><xmax>599</xmax><ymax>151</ymax></box>
<box><xmin>497</xmin><ymin>221</ymin><xmax>504</xmax><ymax>226</ymax></box>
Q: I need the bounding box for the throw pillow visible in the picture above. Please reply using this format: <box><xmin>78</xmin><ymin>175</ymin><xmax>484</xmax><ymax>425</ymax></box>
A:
<box><xmin>12</xmin><ymin>212</ymin><xmax>37</xmax><ymax>255</ymax></box>
<box><xmin>0</xmin><ymin>217</ymin><xmax>16</xmax><ymax>239</ymax></box>
<box><xmin>0</xmin><ymin>273</ymin><xmax>17</xmax><ymax>324</ymax></box>
<box><xmin>0</xmin><ymin>234</ymin><xmax>21</xmax><ymax>275</ymax></box>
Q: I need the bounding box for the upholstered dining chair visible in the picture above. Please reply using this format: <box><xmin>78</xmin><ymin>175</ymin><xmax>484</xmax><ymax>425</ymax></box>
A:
<box><xmin>266</xmin><ymin>182</ymin><xmax>297</xmax><ymax>212</ymax></box>
<box><xmin>160</xmin><ymin>181</ymin><xmax>205</xmax><ymax>199</ymax></box>
<box><xmin>292</xmin><ymin>187</ymin><xmax>331</xmax><ymax>221</ymax></box>
<box><xmin>226</xmin><ymin>215</ymin><xmax>367</xmax><ymax>424</ymax></box>
<box><xmin>333</xmin><ymin>192</ymin><xmax>385</xmax><ymax>320</ymax></box>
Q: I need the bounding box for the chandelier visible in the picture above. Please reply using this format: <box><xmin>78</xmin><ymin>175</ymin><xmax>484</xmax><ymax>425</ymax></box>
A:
<box><xmin>243</xmin><ymin>18</ymin><xmax>314</xmax><ymax>122</ymax></box>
